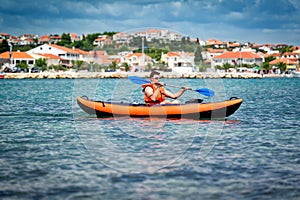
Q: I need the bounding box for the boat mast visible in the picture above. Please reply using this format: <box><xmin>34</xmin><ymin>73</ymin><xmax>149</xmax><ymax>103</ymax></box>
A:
<box><xmin>142</xmin><ymin>37</ymin><xmax>145</xmax><ymax>71</ymax></box>
<box><xmin>8</xmin><ymin>43</ymin><xmax>12</xmax><ymax>68</ymax></box>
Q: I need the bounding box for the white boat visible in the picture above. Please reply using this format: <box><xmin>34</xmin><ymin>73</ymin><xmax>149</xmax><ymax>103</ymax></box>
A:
<box><xmin>291</xmin><ymin>71</ymin><xmax>300</xmax><ymax>78</ymax></box>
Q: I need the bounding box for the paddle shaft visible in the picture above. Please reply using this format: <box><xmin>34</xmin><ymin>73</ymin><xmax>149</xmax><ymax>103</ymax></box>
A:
<box><xmin>128</xmin><ymin>76</ymin><xmax>214</xmax><ymax>97</ymax></box>
<box><xmin>163</xmin><ymin>83</ymin><xmax>192</xmax><ymax>91</ymax></box>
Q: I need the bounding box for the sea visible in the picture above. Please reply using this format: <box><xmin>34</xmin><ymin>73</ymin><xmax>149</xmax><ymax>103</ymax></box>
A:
<box><xmin>0</xmin><ymin>77</ymin><xmax>299</xmax><ymax>199</ymax></box>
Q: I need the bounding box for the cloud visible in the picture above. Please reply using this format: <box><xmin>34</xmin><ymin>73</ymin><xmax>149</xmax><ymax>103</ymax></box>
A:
<box><xmin>0</xmin><ymin>0</ymin><xmax>299</xmax><ymax>45</ymax></box>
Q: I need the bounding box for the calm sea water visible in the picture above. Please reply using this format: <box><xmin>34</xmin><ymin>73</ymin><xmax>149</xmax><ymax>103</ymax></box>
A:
<box><xmin>0</xmin><ymin>78</ymin><xmax>299</xmax><ymax>199</ymax></box>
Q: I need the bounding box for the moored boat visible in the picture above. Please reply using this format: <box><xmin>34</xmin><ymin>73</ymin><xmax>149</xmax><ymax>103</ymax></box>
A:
<box><xmin>291</xmin><ymin>71</ymin><xmax>300</xmax><ymax>78</ymax></box>
<box><xmin>77</xmin><ymin>96</ymin><xmax>243</xmax><ymax>119</ymax></box>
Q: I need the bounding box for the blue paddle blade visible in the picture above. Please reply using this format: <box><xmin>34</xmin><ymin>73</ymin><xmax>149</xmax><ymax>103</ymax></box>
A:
<box><xmin>128</xmin><ymin>76</ymin><xmax>150</xmax><ymax>84</ymax></box>
<box><xmin>195</xmin><ymin>88</ymin><xmax>215</xmax><ymax>97</ymax></box>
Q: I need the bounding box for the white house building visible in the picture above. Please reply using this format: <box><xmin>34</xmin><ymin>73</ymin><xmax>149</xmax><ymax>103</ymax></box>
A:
<box><xmin>161</xmin><ymin>51</ymin><xmax>195</xmax><ymax>73</ymax></box>
<box><xmin>212</xmin><ymin>51</ymin><xmax>264</xmax><ymax>68</ymax></box>
<box><xmin>27</xmin><ymin>44</ymin><xmax>80</xmax><ymax>67</ymax></box>
<box><xmin>123</xmin><ymin>53</ymin><xmax>152</xmax><ymax>71</ymax></box>
<box><xmin>0</xmin><ymin>51</ymin><xmax>35</xmax><ymax>69</ymax></box>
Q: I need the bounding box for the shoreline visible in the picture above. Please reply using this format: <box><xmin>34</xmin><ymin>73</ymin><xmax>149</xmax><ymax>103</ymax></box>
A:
<box><xmin>0</xmin><ymin>71</ymin><xmax>283</xmax><ymax>79</ymax></box>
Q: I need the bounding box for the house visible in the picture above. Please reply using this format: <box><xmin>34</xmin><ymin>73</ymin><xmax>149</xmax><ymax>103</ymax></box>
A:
<box><xmin>38</xmin><ymin>35</ymin><xmax>50</xmax><ymax>44</ymax></box>
<box><xmin>161</xmin><ymin>51</ymin><xmax>195</xmax><ymax>73</ymax></box>
<box><xmin>131</xmin><ymin>29</ymin><xmax>182</xmax><ymax>42</ymax></box>
<box><xmin>212</xmin><ymin>51</ymin><xmax>264</xmax><ymax>68</ymax></box>
<box><xmin>49</xmin><ymin>35</ymin><xmax>62</xmax><ymax>44</ymax></box>
<box><xmin>206</xmin><ymin>39</ymin><xmax>226</xmax><ymax>48</ymax></box>
<box><xmin>93</xmin><ymin>35</ymin><xmax>113</xmax><ymax>47</ymax></box>
<box><xmin>0</xmin><ymin>32</ymin><xmax>10</xmax><ymax>40</ymax></box>
<box><xmin>39</xmin><ymin>54</ymin><xmax>61</xmax><ymax>66</ymax></box>
<box><xmin>269</xmin><ymin>58</ymin><xmax>298</xmax><ymax>71</ymax></box>
<box><xmin>258</xmin><ymin>45</ymin><xmax>280</xmax><ymax>54</ymax></box>
<box><xmin>269</xmin><ymin>52</ymin><xmax>299</xmax><ymax>71</ymax></box>
<box><xmin>123</xmin><ymin>53</ymin><xmax>152</xmax><ymax>71</ymax></box>
<box><xmin>27</xmin><ymin>44</ymin><xmax>80</xmax><ymax>67</ymax></box>
<box><xmin>29</xmin><ymin>53</ymin><xmax>61</xmax><ymax>67</ymax></box>
<box><xmin>113</xmin><ymin>32</ymin><xmax>131</xmax><ymax>45</ymax></box>
<box><xmin>0</xmin><ymin>51</ymin><xmax>35</xmax><ymax>69</ymax></box>
<box><xmin>18</xmin><ymin>34</ymin><xmax>37</xmax><ymax>45</ymax></box>
<box><xmin>87</xmin><ymin>50</ymin><xmax>110</xmax><ymax>65</ymax></box>
<box><xmin>227</xmin><ymin>42</ymin><xmax>241</xmax><ymax>49</ymax></box>
<box><xmin>73</xmin><ymin>48</ymin><xmax>90</xmax><ymax>61</ymax></box>
<box><xmin>281</xmin><ymin>52</ymin><xmax>299</xmax><ymax>59</ymax></box>
<box><xmin>203</xmin><ymin>48</ymin><xmax>227</xmax><ymax>60</ymax></box>
<box><xmin>70</xmin><ymin>33</ymin><xmax>80</xmax><ymax>42</ymax></box>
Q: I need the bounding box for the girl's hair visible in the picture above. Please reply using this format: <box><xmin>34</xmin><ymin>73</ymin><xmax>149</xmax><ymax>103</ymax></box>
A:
<box><xmin>150</xmin><ymin>71</ymin><xmax>160</xmax><ymax>78</ymax></box>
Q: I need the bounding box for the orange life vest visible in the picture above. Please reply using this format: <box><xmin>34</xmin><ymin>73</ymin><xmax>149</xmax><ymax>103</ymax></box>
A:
<box><xmin>142</xmin><ymin>83</ymin><xmax>165</xmax><ymax>105</ymax></box>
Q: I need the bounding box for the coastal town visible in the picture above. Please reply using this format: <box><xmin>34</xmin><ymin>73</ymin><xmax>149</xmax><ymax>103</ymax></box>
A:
<box><xmin>0</xmin><ymin>29</ymin><xmax>299</xmax><ymax>79</ymax></box>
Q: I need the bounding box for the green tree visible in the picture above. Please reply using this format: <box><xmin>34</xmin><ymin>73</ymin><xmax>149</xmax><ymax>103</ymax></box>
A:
<box><xmin>264</xmin><ymin>56</ymin><xmax>276</xmax><ymax>63</ymax></box>
<box><xmin>0</xmin><ymin>39</ymin><xmax>10</xmax><ymax>53</ymax></box>
<box><xmin>279</xmin><ymin>45</ymin><xmax>292</xmax><ymax>55</ymax></box>
<box><xmin>109</xmin><ymin>61</ymin><xmax>118</xmax><ymax>71</ymax></box>
<box><xmin>35</xmin><ymin>58</ymin><xmax>47</xmax><ymax>71</ymax></box>
<box><xmin>102</xmin><ymin>31</ymin><xmax>117</xmax><ymax>37</ymax></box>
<box><xmin>122</xmin><ymin>62</ymin><xmax>130</xmax><ymax>72</ymax></box>
<box><xmin>194</xmin><ymin>46</ymin><xmax>203</xmax><ymax>64</ymax></box>
<box><xmin>261</xmin><ymin>56</ymin><xmax>276</xmax><ymax>71</ymax></box>
<box><xmin>85</xmin><ymin>33</ymin><xmax>101</xmax><ymax>44</ymax></box>
<box><xmin>72</xmin><ymin>60</ymin><xmax>84</xmax><ymax>71</ymax></box>
<box><xmin>277</xmin><ymin>62</ymin><xmax>286</xmax><ymax>72</ymax></box>
<box><xmin>223</xmin><ymin>63</ymin><xmax>233</xmax><ymax>72</ymax></box>
<box><xmin>16</xmin><ymin>62</ymin><xmax>28</xmax><ymax>71</ymax></box>
<box><xmin>57</xmin><ymin>33</ymin><xmax>71</xmax><ymax>46</ymax></box>
<box><xmin>261</xmin><ymin>62</ymin><xmax>271</xmax><ymax>70</ymax></box>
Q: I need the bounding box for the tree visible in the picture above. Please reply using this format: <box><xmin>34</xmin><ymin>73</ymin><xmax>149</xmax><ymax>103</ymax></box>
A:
<box><xmin>122</xmin><ymin>62</ymin><xmax>130</xmax><ymax>72</ymax></box>
<box><xmin>261</xmin><ymin>62</ymin><xmax>271</xmax><ymax>70</ymax></box>
<box><xmin>35</xmin><ymin>58</ymin><xmax>47</xmax><ymax>70</ymax></box>
<box><xmin>85</xmin><ymin>33</ymin><xmax>101</xmax><ymax>44</ymax></box>
<box><xmin>194</xmin><ymin>46</ymin><xmax>203</xmax><ymax>64</ymax></box>
<box><xmin>261</xmin><ymin>56</ymin><xmax>276</xmax><ymax>71</ymax></box>
<box><xmin>57</xmin><ymin>33</ymin><xmax>71</xmax><ymax>46</ymax></box>
<box><xmin>223</xmin><ymin>63</ymin><xmax>233</xmax><ymax>72</ymax></box>
<box><xmin>108</xmin><ymin>61</ymin><xmax>118</xmax><ymax>71</ymax></box>
<box><xmin>277</xmin><ymin>62</ymin><xmax>286</xmax><ymax>72</ymax></box>
<box><xmin>16</xmin><ymin>62</ymin><xmax>29</xmax><ymax>71</ymax></box>
<box><xmin>72</xmin><ymin>60</ymin><xmax>84</xmax><ymax>71</ymax></box>
<box><xmin>0</xmin><ymin>39</ymin><xmax>10</xmax><ymax>53</ymax></box>
<box><xmin>279</xmin><ymin>45</ymin><xmax>292</xmax><ymax>55</ymax></box>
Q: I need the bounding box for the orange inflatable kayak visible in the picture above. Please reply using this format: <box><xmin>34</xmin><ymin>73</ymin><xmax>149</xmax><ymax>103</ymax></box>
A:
<box><xmin>77</xmin><ymin>96</ymin><xmax>242</xmax><ymax>119</ymax></box>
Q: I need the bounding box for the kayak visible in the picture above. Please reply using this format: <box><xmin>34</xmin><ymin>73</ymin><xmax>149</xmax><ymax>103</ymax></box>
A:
<box><xmin>77</xmin><ymin>96</ymin><xmax>242</xmax><ymax>119</ymax></box>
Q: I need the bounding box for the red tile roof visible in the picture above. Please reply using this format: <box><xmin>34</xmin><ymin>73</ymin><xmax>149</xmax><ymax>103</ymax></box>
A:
<box><xmin>269</xmin><ymin>58</ymin><xmax>298</xmax><ymax>65</ymax></box>
<box><xmin>48</xmin><ymin>44</ymin><xmax>79</xmax><ymax>54</ymax></box>
<box><xmin>73</xmin><ymin>48</ymin><xmax>89</xmax><ymax>55</ymax></box>
<box><xmin>206</xmin><ymin>39</ymin><xmax>224</xmax><ymax>45</ymax></box>
<box><xmin>0</xmin><ymin>51</ymin><xmax>33</xmax><ymax>59</ymax></box>
<box><xmin>214</xmin><ymin>51</ymin><xmax>262</xmax><ymax>59</ymax></box>
<box><xmin>166</xmin><ymin>52</ymin><xmax>180</xmax><ymax>57</ymax></box>
<box><xmin>207</xmin><ymin>48</ymin><xmax>226</xmax><ymax>53</ymax></box>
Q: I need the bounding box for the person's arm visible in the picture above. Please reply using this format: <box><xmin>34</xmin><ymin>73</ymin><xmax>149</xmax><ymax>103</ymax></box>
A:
<box><xmin>164</xmin><ymin>87</ymin><xmax>189</xmax><ymax>99</ymax></box>
<box><xmin>144</xmin><ymin>86</ymin><xmax>162</xmax><ymax>101</ymax></box>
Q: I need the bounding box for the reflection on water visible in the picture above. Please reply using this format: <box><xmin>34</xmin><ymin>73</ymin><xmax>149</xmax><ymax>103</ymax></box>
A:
<box><xmin>74</xmin><ymin>115</ymin><xmax>241</xmax><ymax>172</ymax></box>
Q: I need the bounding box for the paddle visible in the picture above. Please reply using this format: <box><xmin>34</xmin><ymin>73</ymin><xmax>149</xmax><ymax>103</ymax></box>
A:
<box><xmin>128</xmin><ymin>76</ymin><xmax>215</xmax><ymax>97</ymax></box>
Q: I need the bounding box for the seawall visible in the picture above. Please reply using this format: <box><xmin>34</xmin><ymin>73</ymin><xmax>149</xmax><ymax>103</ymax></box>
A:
<box><xmin>1</xmin><ymin>71</ymin><xmax>282</xmax><ymax>79</ymax></box>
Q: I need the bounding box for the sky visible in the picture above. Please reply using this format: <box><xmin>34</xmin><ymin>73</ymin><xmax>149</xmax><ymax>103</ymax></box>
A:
<box><xmin>0</xmin><ymin>0</ymin><xmax>299</xmax><ymax>45</ymax></box>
